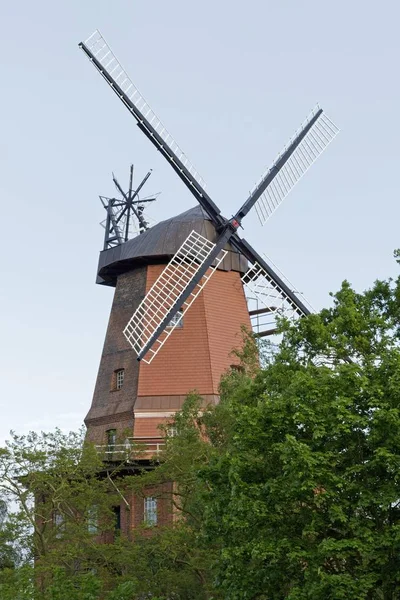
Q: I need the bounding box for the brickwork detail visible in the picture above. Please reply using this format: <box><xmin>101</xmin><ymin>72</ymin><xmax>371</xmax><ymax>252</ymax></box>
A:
<box><xmin>203</xmin><ymin>269</ymin><xmax>252</xmax><ymax>388</ymax></box>
<box><xmin>137</xmin><ymin>265</ymin><xmax>216</xmax><ymax>398</ymax></box>
<box><xmin>85</xmin><ymin>268</ymin><xmax>147</xmax><ymax>443</ymax></box>
<box><xmin>131</xmin><ymin>482</ymin><xmax>174</xmax><ymax>530</ymax></box>
<box><xmin>133</xmin><ymin>265</ymin><xmax>251</xmax><ymax>440</ymax></box>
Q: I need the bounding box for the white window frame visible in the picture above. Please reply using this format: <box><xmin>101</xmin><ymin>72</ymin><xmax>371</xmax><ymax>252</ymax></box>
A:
<box><xmin>88</xmin><ymin>506</ymin><xmax>98</xmax><ymax>534</ymax></box>
<box><xmin>115</xmin><ymin>369</ymin><xmax>125</xmax><ymax>390</ymax></box>
<box><xmin>166</xmin><ymin>310</ymin><xmax>183</xmax><ymax>329</ymax></box>
<box><xmin>53</xmin><ymin>511</ymin><xmax>64</xmax><ymax>538</ymax></box>
<box><xmin>144</xmin><ymin>497</ymin><xmax>157</xmax><ymax>525</ymax></box>
<box><xmin>167</xmin><ymin>425</ymin><xmax>178</xmax><ymax>437</ymax></box>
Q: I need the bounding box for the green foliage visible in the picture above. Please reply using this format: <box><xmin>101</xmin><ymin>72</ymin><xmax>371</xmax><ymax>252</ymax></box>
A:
<box><xmin>0</xmin><ymin>428</ymin><xmax>121</xmax><ymax>566</ymax></box>
<box><xmin>198</xmin><ymin>269</ymin><xmax>400</xmax><ymax>599</ymax></box>
<box><xmin>0</xmin><ymin>499</ymin><xmax>18</xmax><ymax>571</ymax></box>
<box><xmin>0</xmin><ymin>425</ymin><xmax>216</xmax><ymax>599</ymax></box>
<box><xmin>3</xmin><ymin>261</ymin><xmax>400</xmax><ymax>599</ymax></box>
<box><xmin>120</xmin><ymin>393</ymin><xmax>222</xmax><ymax>599</ymax></box>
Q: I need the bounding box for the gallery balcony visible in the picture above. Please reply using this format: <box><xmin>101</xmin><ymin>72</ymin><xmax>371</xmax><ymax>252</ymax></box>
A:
<box><xmin>95</xmin><ymin>437</ymin><xmax>165</xmax><ymax>463</ymax></box>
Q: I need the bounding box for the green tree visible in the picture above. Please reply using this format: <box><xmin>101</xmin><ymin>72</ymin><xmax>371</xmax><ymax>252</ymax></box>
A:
<box><xmin>199</xmin><ymin>264</ymin><xmax>400</xmax><ymax>599</ymax></box>
<box><xmin>120</xmin><ymin>393</ymin><xmax>223</xmax><ymax>599</ymax></box>
<box><xmin>0</xmin><ymin>499</ymin><xmax>18</xmax><ymax>571</ymax></box>
<box><xmin>0</xmin><ymin>425</ymin><xmax>218</xmax><ymax>599</ymax></box>
<box><xmin>0</xmin><ymin>428</ymin><xmax>123</xmax><ymax>598</ymax></box>
<box><xmin>4</xmin><ymin>259</ymin><xmax>400</xmax><ymax>599</ymax></box>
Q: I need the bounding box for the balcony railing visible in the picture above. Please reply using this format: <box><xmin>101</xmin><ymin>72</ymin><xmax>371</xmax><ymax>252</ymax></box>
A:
<box><xmin>95</xmin><ymin>438</ymin><xmax>165</xmax><ymax>460</ymax></box>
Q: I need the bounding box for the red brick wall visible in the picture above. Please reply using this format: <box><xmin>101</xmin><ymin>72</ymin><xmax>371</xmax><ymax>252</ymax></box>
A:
<box><xmin>134</xmin><ymin>417</ymin><xmax>167</xmax><ymax>438</ymax></box>
<box><xmin>98</xmin><ymin>482</ymin><xmax>173</xmax><ymax>540</ymax></box>
<box><xmin>131</xmin><ymin>482</ymin><xmax>174</xmax><ymax>529</ymax></box>
<box><xmin>137</xmin><ymin>264</ymin><xmax>215</xmax><ymax>397</ymax></box>
<box><xmin>85</xmin><ymin>268</ymin><xmax>146</xmax><ymax>443</ymax></box>
<box><xmin>203</xmin><ymin>269</ymin><xmax>252</xmax><ymax>388</ymax></box>
<box><xmin>137</xmin><ymin>265</ymin><xmax>251</xmax><ymax>399</ymax></box>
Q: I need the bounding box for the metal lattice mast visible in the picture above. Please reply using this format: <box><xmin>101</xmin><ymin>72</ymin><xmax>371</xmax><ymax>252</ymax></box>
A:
<box><xmin>99</xmin><ymin>165</ymin><xmax>157</xmax><ymax>250</ymax></box>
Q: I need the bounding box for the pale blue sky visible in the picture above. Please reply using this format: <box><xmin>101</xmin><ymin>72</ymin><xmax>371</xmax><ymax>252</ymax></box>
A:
<box><xmin>1</xmin><ymin>1</ymin><xmax>399</xmax><ymax>442</ymax></box>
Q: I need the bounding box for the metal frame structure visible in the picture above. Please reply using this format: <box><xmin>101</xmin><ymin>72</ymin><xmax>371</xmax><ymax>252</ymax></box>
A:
<box><xmin>100</xmin><ymin>165</ymin><xmax>157</xmax><ymax>250</ymax></box>
<box><xmin>79</xmin><ymin>30</ymin><xmax>339</xmax><ymax>361</ymax></box>
<box><xmin>249</xmin><ymin>107</ymin><xmax>339</xmax><ymax>225</ymax></box>
<box><xmin>243</xmin><ymin>254</ymin><xmax>314</xmax><ymax>338</ymax></box>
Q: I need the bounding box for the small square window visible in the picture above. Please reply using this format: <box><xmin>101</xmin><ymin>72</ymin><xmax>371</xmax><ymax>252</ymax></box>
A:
<box><xmin>115</xmin><ymin>369</ymin><xmax>125</xmax><ymax>390</ymax></box>
<box><xmin>166</xmin><ymin>310</ymin><xmax>183</xmax><ymax>329</ymax></box>
<box><xmin>144</xmin><ymin>497</ymin><xmax>157</xmax><ymax>525</ymax></box>
<box><xmin>54</xmin><ymin>512</ymin><xmax>64</xmax><ymax>527</ymax></box>
<box><xmin>167</xmin><ymin>425</ymin><xmax>178</xmax><ymax>437</ymax></box>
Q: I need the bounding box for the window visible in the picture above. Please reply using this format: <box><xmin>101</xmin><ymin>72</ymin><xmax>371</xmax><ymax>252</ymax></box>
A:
<box><xmin>115</xmin><ymin>369</ymin><xmax>125</xmax><ymax>390</ymax></box>
<box><xmin>167</xmin><ymin>424</ymin><xmax>178</xmax><ymax>437</ymax></box>
<box><xmin>106</xmin><ymin>429</ymin><xmax>117</xmax><ymax>450</ymax></box>
<box><xmin>113</xmin><ymin>506</ymin><xmax>121</xmax><ymax>532</ymax></box>
<box><xmin>144</xmin><ymin>497</ymin><xmax>157</xmax><ymax>526</ymax></box>
<box><xmin>87</xmin><ymin>506</ymin><xmax>98</xmax><ymax>534</ymax></box>
<box><xmin>53</xmin><ymin>511</ymin><xmax>64</xmax><ymax>538</ymax></box>
<box><xmin>166</xmin><ymin>310</ymin><xmax>183</xmax><ymax>328</ymax></box>
<box><xmin>54</xmin><ymin>512</ymin><xmax>64</xmax><ymax>527</ymax></box>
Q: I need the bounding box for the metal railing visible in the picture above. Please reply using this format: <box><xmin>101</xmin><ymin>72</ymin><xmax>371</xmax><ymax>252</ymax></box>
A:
<box><xmin>95</xmin><ymin>439</ymin><xmax>165</xmax><ymax>459</ymax></box>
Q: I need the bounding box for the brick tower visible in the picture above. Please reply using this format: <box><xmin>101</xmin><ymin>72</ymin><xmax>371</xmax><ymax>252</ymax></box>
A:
<box><xmin>85</xmin><ymin>206</ymin><xmax>251</xmax><ymax>528</ymax></box>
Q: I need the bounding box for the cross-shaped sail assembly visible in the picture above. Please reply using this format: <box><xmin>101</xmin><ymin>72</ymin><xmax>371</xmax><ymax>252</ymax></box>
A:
<box><xmin>80</xmin><ymin>30</ymin><xmax>339</xmax><ymax>362</ymax></box>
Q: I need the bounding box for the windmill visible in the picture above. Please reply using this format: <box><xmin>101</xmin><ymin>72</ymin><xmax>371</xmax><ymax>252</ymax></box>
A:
<box><xmin>79</xmin><ymin>30</ymin><xmax>339</xmax><ymax>366</ymax></box>
<box><xmin>79</xmin><ymin>31</ymin><xmax>340</xmax><ymax>500</ymax></box>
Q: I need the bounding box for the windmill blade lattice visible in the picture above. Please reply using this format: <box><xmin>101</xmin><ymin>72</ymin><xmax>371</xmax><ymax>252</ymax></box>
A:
<box><xmin>80</xmin><ymin>31</ymin><xmax>208</xmax><ymax>192</ymax></box>
<box><xmin>242</xmin><ymin>256</ymin><xmax>313</xmax><ymax>336</ymax></box>
<box><xmin>252</xmin><ymin>106</ymin><xmax>339</xmax><ymax>226</ymax></box>
<box><xmin>123</xmin><ymin>231</ymin><xmax>227</xmax><ymax>363</ymax></box>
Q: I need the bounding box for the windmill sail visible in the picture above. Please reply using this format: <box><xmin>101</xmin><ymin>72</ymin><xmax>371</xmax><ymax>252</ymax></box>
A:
<box><xmin>242</xmin><ymin>256</ymin><xmax>313</xmax><ymax>336</ymax></box>
<box><xmin>250</xmin><ymin>106</ymin><xmax>339</xmax><ymax>226</ymax></box>
<box><xmin>123</xmin><ymin>231</ymin><xmax>227</xmax><ymax>363</ymax></box>
<box><xmin>80</xmin><ymin>31</ymin><xmax>339</xmax><ymax>357</ymax></box>
<box><xmin>79</xmin><ymin>31</ymin><xmax>222</xmax><ymax>224</ymax></box>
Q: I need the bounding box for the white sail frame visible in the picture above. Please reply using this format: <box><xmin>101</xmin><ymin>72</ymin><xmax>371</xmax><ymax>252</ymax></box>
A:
<box><xmin>123</xmin><ymin>230</ymin><xmax>227</xmax><ymax>363</ymax></box>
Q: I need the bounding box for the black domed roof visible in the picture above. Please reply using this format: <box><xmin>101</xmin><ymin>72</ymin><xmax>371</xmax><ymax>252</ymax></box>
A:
<box><xmin>97</xmin><ymin>205</ymin><xmax>247</xmax><ymax>286</ymax></box>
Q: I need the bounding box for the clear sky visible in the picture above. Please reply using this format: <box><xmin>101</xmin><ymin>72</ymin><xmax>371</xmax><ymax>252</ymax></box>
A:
<box><xmin>1</xmin><ymin>0</ymin><xmax>399</xmax><ymax>443</ymax></box>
